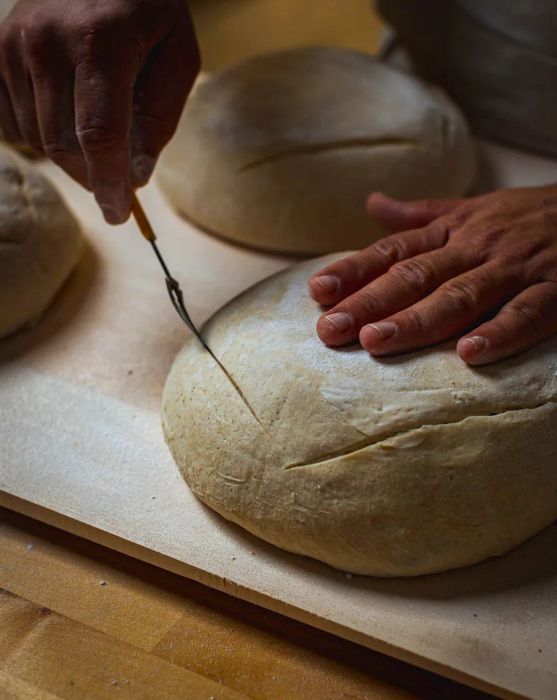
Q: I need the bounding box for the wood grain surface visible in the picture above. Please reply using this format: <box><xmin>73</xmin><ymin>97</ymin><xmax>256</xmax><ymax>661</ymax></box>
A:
<box><xmin>0</xmin><ymin>508</ymin><xmax>493</xmax><ymax>700</ymax></box>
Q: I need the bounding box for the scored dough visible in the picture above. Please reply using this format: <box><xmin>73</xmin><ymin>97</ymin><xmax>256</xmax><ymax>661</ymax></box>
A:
<box><xmin>0</xmin><ymin>145</ymin><xmax>82</xmax><ymax>338</ymax></box>
<box><xmin>158</xmin><ymin>46</ymin><xmax>477</xmax><ymax>255</ymax></box>
<box><xmin>162</xmin><ymin>253</ymin><xmax>557</xmax><ymax>577</ymax></box>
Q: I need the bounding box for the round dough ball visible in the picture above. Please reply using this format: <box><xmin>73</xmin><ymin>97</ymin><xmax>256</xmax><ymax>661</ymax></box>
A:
<box><xmin>0</xmin><ymin>145</ymin><xmax>82</xmax><ymax>338</ymax></box>
<box><xmin>158</xmin><ymin>47</ymin><xmax>477</xmax><ymax>255</ymax></box>
<box><xmin>162</xmin><ymin>254</ymin><xmax>557</xmax><ymax>577</ymax></box>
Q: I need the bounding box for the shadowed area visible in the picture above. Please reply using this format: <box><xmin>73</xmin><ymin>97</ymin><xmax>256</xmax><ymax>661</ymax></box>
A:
<box><xmin>0</xmin><ymin>238</ymin><xmax>97</xmax><ymax>365</ymax></box>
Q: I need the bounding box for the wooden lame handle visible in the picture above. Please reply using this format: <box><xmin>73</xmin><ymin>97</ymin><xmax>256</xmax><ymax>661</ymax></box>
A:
<box><xmin>131</xmin><ymin>193</ymin><xmax>156</xmax><ymax>242</ymax></box>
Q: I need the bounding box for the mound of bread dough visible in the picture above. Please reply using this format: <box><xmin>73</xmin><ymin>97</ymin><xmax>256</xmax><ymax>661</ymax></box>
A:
<box><xmin>163</xmin><ymin>254</ymin><xmax>557</xmax><ymax>577</ymax></box>
<box><xmin>158</xmin><ymin>46</ymin><xmax>477</xmax><ymax>254</ymax></box>
<box><xmin>0</xmin><ymin>145</ymin><xmax>82</xmax><ymax>338</ymax></box>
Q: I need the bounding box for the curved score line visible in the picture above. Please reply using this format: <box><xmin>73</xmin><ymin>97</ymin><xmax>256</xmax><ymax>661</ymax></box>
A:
<box><xmin>238</xmin><ymin>137</ymin><xmax>419</xmax><ymax>172</ymax></box>
<box><xmin>284</xmin><ymin>400</ymin><xmax>555</xmax><ymax>470</ymax></box>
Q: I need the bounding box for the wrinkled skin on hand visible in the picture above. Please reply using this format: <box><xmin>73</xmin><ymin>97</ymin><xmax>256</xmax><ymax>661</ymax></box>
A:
<box><xmin>309</xmin><ymin>186</ymin><xmax>557</xmax><ymax>365</ymax></box>
<box><xmin>0</xmin><ymin>0</ymin><xmax>200</xmax><ymax>223</ymax></box>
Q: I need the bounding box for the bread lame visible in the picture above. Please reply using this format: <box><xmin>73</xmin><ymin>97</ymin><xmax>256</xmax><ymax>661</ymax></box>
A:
<box><xmin>131</xmin><ymin>192</ymin><xmax>218</xmax><ymax>362</ymax></box>
<box><xmin>131</xmin><ymin>193</ymin><xmax>261</xmax><ymax>419</ymax></box>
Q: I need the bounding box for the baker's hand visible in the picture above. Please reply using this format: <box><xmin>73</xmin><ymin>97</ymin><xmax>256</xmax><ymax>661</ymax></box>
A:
<box><xmin>309</xmin><ymin>186</ymin><xmax>557</xmax><ymax>365</ymax></box>
<box><xmin>0</xmin><ymin>0</ymin><xmax>199</xmax><ymax>224</ymax></box>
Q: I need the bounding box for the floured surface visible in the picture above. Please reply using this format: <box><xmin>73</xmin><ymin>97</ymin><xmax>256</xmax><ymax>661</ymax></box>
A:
<box><xmin>1</xmin><ymin>142</ymin><xmax>557</xmax><ymax>699</ymax></box>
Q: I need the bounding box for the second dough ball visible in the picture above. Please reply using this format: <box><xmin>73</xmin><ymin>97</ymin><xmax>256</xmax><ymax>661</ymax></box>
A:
<box><xmin>0</xmin><ymin>145</ymin><xmax>82</xmax><ymax>338</ymax></box>
<box><xmin>158</xmin><ymin>47</ymin><xmax>476</xmax><ymax>254</ymax></box>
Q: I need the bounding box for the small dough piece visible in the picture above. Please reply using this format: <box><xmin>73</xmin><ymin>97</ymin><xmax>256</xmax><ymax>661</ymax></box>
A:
<box><xmin>163</xmin><ymin>254</ymin><xmax>557</xmax><ymax>577</ymax></box>
<box><xmin>0</xmin><ymin>145</ymin><xmax>82</xmax><ymax>338</ymax></box>
<box><xmin>158</xmin><ymin>46</ymin><xmax>477</xmax><ymax>254</ymax></box>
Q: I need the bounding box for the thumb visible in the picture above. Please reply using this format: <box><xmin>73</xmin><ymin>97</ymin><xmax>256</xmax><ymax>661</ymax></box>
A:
<box><xmin>367</xmin><ymin>192</ymin><xmax>463</xmax><ymax>233</ymax></box>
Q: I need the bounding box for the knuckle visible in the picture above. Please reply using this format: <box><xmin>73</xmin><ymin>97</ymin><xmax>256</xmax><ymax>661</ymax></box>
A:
<box><xmin>75</xmin><ymin>15</ymin><xmax>114</xmax><ymax>42</ymax></box>
<box><xmin>390</xmin><ymin>258</ymin><xmax>436</xmax><ymax>291</ymax></box>
<box><xmin>462</xmin><ymin>224</ymin><xmax>506</xmax><ymax>261</ymax></box>
<box><xmin>20</xmin><ymin>24</ymin><xmax>51</xmax><ymax>61</ymax></box>
<box><xmin>352</xmin><ymin>288</ymin><xmax>382</xmax><ymax>317</ymax></box>
<box><xmin>477</xmin><ymin>224</ymin><xmax>506</xmax><ymax>246</ymax></box>
<box><xmin>526</xmin><ymin>209</ymin><xmax>557</xmax><ymax>246</ymax></box>
<box><xmin>73</xmin><ymin>8</ymin><xmax>142</xmax><ymax>55</ymax></box>
<box><xmin>422</xmin><ymin>198</ymin><xmax>445</xmax><ymax>220</ymax></box>
<box><xmin>335</xmin><ymin>254</ymin><xmax>367</xmax><ymax>285</ymax></box>
<box><xmin>532</xmin><ymin>258</ymin><xmax>557</xmax><ymax>284</ymax></box>
<box><xmin>502</xmin><ymin>299</ymin><xmax>544</xmax><ymax>334</ymax></box>
<box><xmin>441</xmin><ymin>211</ymin><xmax>467</xmax><ymax>233</ymax></box>
<box><xmin>373</xmin><ymin>237</ymin><xmax>407</xmax><ymax>266</ymax></box>
<box><xmin>404</xmin><ymin>308</ymin><xmax>427</xmax><ymax>333</ymax></box>
<box><xmin>484</xmin><ymin>188</ymin><xmax>511</xmax><ymax>212</ymax></box>
<box><xmin>503</xmin><ymin>243</ymin><xmax>543</xmax><ymax>269</ymax></box>
<box><xmin>442</xmin><ymin>278</ymin><xmax>481</xmax><ymax>313</ymax></box>
<box><xmin>76</xmin><ymin>126</ymin><xmax>124</xmax><ymax>153</ymax></box>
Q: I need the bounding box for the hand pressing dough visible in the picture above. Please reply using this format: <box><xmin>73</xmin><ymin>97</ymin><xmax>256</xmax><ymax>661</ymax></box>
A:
<box><xmin>163</xmin><ymin>253</ymin><xmax>557</xmax><ymax>577</ymax></box>
<box><xmin>0</xmin><ymin>145</ymin><xmax>82</xmax><ymax>338</ymax></box>
<box><xmin>158</xmin><ymin>46</ymin><xmax>477</xmax><ymax>254</ymax></box>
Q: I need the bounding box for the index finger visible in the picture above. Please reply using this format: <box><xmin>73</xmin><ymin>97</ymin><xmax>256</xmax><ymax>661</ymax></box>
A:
<box><xmin>308</xmin><ymin>219</ymin><xmax>453</xmax><ymax>307</ymax></box>
<box><xmin>74</xmin><ymin>56</ymin><xmax>136</xmax><ymax>224</ymax></box>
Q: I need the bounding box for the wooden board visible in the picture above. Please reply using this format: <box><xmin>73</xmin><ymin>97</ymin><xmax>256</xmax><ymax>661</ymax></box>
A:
<box><xmin>1</xmin><ymin>141</ymin><xmax>557</xmax><ymax>700</ymax></box>
<box><xmin>0</xmin><ymin>509</ymin><xmax>494</xmax><ymax>700</ymax></box>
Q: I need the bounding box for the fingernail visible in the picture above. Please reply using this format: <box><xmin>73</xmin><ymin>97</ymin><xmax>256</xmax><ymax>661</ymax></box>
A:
<box><xmin>365</xmin><ymin>322</ymin><xmax>398</xmax><ymax>343</ymax></box>
<box><xmin>462</xmin><ymin>336</ymin><xmax>487</xmax><ymax>356</ymax></box>
<box><xmin>132</xmin><ymin>153</ymin><xmax>156</xmax><ymax>187</ymax></box>
<box><xmin>312</xmin><ymin>275</ymin><xmax>340</xmax><ymax>295</ymax></box>
<box><xmin>97</xmin><ymin>182</ymin><xmax>131</xmax><ymax>225</ymax></box>
<box><xmin>324</xmin><ymin>312</ymin><xmax>352</xmax><ymax>333</ymax></box>
<box><xmin>100</xmin><ymin>203</ymin><xmax>129</xmax><ymax>225</ymax></box>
